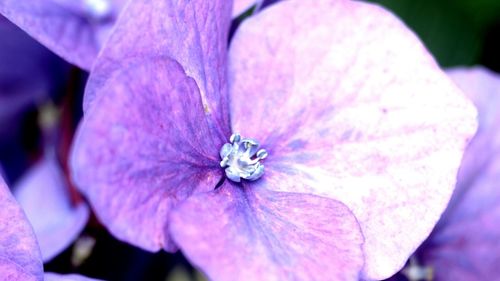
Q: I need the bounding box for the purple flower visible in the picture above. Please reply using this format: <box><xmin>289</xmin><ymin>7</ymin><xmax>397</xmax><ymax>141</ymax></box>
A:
<box><xmin>0</xmin><ymin>0</ymin><xmax>264</xmax><ymax>70</ymax></box>
<box><xmin>0</xmin><ymin>176</ymin><xmax>100</xmax><ymax>281</ymax></box>
<box><xmin>409</xmin><ymin>67</ymin><xmax>500</xmax><ymax>281</ymax></box>
<box><xmin>70</xmin><ymin>0</ymin><xmax>477</xmax><ymax>279</ymax></box>
<box><xmin>0</xmin><ymin>0</ymin><xmax>127</xmax><ymax>70</ymax></box>
<box><xmin>13</xmin><ymin>156</ymin><xmax>89</xmax><ymax>262</ymax></box>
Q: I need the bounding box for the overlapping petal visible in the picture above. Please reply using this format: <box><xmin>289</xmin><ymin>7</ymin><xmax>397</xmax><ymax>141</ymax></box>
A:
<box><xmin>71</xmin><ymin>56</ymin><xmax>226</xmax><ymax>252</ymax></box>
<box><xmin>0</xmin><ymin>0</ymin><xmax>127</xmax><ymax>70</ymax></box>
<box><xmin>228</xmin><ymin>0</ymin><xmax>477</xmax><ymax>278</ymax></box>
<box><xmin>0</xmin><ymin>176</ymin><xmax>43</xmax><ymax>281</ymax></box>
<box><xmin>82</xmin><ymin>0</ymin><xmax>232</xmax><ymax>142</ymax></box>
<box><xmin>170</xmin><ymin>182</ymin><xmax>364</xmax><ymax>281</ymax></box>
<box><xmin>14</xmin><ymin>157</ymin><xmax>89</xmax><ymax>262</ymax></box>
<box><xmin>417</xmin><ymin>67</ymin><xmax>500</xmax><ymax>281</ymax></box>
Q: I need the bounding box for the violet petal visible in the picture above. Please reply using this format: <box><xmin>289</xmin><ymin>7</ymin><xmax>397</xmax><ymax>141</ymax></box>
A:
<box><xmin>0</xmin><ymin>16</ymin><xmax>65</xmax><ymax>142</ymax></box>
<box><xmin>82</xmin><ymin>0</ymin><xmax>232</xmax><ymax>142</ymax></box>
<box><xmin>44</xmin><ymin>273</ymin><xmax>103</xmax><ymax>281</ymax></box>
<box><xmin>228</xmin><ymin>0</ymin><xmax>477</xmax><ymax>279</ymax></box>
<box><xmin>0</xmin><ymin>176</ymin><xmax>43</xmax><ymax>281</ymax></box>
<box><xmin>14</xmin><ymin>157</ymin><xmax>89</xmax><ymax>262</ymax></box>
<box><xmin>0</xmin><ymin>0</ymin><xmax>127</xmax><ymax>70</ymax></box>
<box><xmin>71</xmin><ymin>57</ymin><xmax>225</xmax><ymax>252</ymax></box>
<box><xmin>170</xmin><ymin>181</ymin><xmax>365</xmax><ymax>281</ymax></box>
<box><xmin>442</xmin><ymin>66</ymin><xmax>500</xmax><ymax>215</ymax></box>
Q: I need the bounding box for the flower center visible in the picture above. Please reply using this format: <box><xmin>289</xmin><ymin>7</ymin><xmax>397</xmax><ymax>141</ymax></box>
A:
<box><xmin>219</xmin><ymin>133</ymin><xmax>268</xmax><ymax>183</ymax></box>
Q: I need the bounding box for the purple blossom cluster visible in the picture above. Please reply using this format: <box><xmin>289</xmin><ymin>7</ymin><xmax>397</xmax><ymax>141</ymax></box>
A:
<box><xmin>0</xmin><ymin>0</ymin><xmax>499</xmax><ymax>280</ymax></box>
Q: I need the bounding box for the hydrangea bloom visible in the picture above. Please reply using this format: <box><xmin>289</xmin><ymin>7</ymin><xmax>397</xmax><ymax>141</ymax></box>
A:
<box><xmin>0</xmin><ymin>176</ymin><xmax>99</xmax><ymax>281</ymax></box>
<box><xmin>13</xmin><ymin>156</ymin><xmax>89</xmax><ymax>262</ymax></box>
<box><xmin>71</xmin><ymin>0</ymin><xmax>477</xmax><ymax>279</ymax></box>
<box><xmin>411</xmin><ymin>67</ymin><xmax>500</xmax><ymax>281</ymax></box>
<box><xmin>0</xmin><ymin>0</ymin><xmax>263</xmax><ymax>70</ymax></box>
<box><xmin>0</xmin><ymin>0</ymin><xmax>127</xmax><ymax>70</ymax></box>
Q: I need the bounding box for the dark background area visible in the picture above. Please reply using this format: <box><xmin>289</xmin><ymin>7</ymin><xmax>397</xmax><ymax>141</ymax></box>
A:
<box><xmin>368</xmin><ymin>0</ymin><xmax>500</xmax><ymax>71</ymax></box>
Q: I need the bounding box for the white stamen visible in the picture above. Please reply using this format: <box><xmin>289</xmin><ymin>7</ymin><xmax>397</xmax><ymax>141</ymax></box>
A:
<box><xmin>219</xmin><ymin>133</ymin><xmax>268</xmax><ymax>182</ymax></box>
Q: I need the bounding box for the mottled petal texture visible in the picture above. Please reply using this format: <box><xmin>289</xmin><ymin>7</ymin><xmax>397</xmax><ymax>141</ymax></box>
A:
<box><xmin>14</xmin><ymin>157</ymin><xmax>89</xmax><ymax>262</ymax></box>
<box><xmin>71</xmin><ymin>57</ymin><xmax>224</xmax><ymax>252</ymax></box>
<box><xmin>45</xmin><ymin>273</ymin><xmax>103</xmax><ymax>281</ymax></box>
<box><xmin>0</xmin><ymin>176</ymin><xmax>43</xmax><ymax>281</ymax></box>
<box><xmin>83</xmin><ymin>0</ymin><xmax>232</xmax><ymax>142</ymax></box>
<box><xmin>0</xmin><ymin>0</ymin><xmax>126</xmax><ymax>70</ymax></box>
<box><xmin>418</xmin><ymin>67</ymin><xmax>500</xmax><ymax>281</ymax></box>
<box><xmin>170</xmin><ymin>182</ymin><xmax>364</xmax><ymax>281</ymax></box>
<box><xmin>228</xmin><ymin>0</ymin><xmax>477</xmax><ymax>279</ymax></box>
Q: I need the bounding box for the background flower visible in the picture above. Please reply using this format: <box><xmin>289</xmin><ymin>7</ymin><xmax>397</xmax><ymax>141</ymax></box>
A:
<box><xmin>0</xmin><ymin>0</ymin><xmax>268</xmax><ymax>70</ymax></box>
<box><xmin>0</xmin><ymin>175</ymin><xmax>98</xmax><ymax>281</ymax></box>
<box><xmin>0</xmin><ymin>175</ymin><xmax>43</xmax><ymax>280</ymax></box>
<box><xmin>13</xmin><ymin>156</ymin><xmax>89</xmax><ymax>262</ymax></box>
<box><xmin>412</xmin><ymin>67</ymin><xmax>500</xmax><ymax>281</ymax></box>
<box><xmin>0</xmin><ymin>15</ymin><xmax>68</xmax><ymax>182</ymax></box>
<box><xmin>0</xmin><ymin>0</ymin><xmax>127</xmax><ymax>70</ymax></box>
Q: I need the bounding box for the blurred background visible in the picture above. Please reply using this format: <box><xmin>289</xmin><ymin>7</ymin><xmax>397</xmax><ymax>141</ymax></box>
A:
<box><xmin>369</xmin><ymin>0</ymin><xmax>500</xmax><ymax>70</ymax></box>
<box><xmin>0</xmin><ymin>0</ymin><xmax>499</xmax><ymax>280</ymax></box>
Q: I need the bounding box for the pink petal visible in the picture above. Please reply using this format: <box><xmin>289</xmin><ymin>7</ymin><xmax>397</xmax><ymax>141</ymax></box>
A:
<box><xmin>14</xmin><ymin>157</ymin><xmax>89</xmax><ymax>262</ymax></box>
<box><xmin>169</xmin><ymin>182</ymin><xmax>365</xmax><ymax>281</ymax></box>
<box><xmin>228</xmin><ymin>0</ymin><xmax>477</xmax><ymax>279</ymax></box>
<box><xmin>0</xmin><ymin>0</ymin><xmax>126</xmax><ymax>70</ymax></box>
<box><xmin>70</xmin><ymin>57</ymin><xmax>225</xmax><ymax>252</ymax></box>
<box><xmin>0</xmin><ymin>176</ymin><xmax>43</xmax><ymax>280</ymax></box>
<box><xmin>83</xmin><ymin>0</ymin><xmax>232</xmax><ymax>142</ymax></box>
<box><xmin>418</xmin><ymin>67</ymin><xmax>500</xmax><ymax>280</ymax></box>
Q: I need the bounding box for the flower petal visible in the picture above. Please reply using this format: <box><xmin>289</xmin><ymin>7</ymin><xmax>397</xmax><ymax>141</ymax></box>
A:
<box><xmin>71</xmin><ymin>56</ymin><xmax>225</xmax><ymax>252</ymax></box>
<box><xmin>13</xmin><ymin>157</ymin><xmax>89</xmax><ymax>262</ymax></box>
<box><xmin>417</xmin><ymin>67</ymin><xmax>500</xmax><ymax>280</ymax></box>
<box><xmin>228</xmin><ymin>0</ymin><xmax>477</xmax><ymax>279</ymax></box>
<box><xmin>0</xmin><ymin>0</ymin><xmax>126</xmax><ymax>70</ymax></box>
<box><xmin>0</xmin><ymin>176</ymin><xmax>43</xmax><ymax>281</ymax></box>
<box><xmin>83</xmin><ymin>0</ymin><xmax>232</xmax><ymax>141</ymax></box>
<box><xmin>45</xmin><ymin>273</ymin><xmax>103</xmax><ymax>281</ymax></box>
<box><xmin>170</xmin><ymin>182</ymin><xmax>365</xmax><ymax>281</ymax></box>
